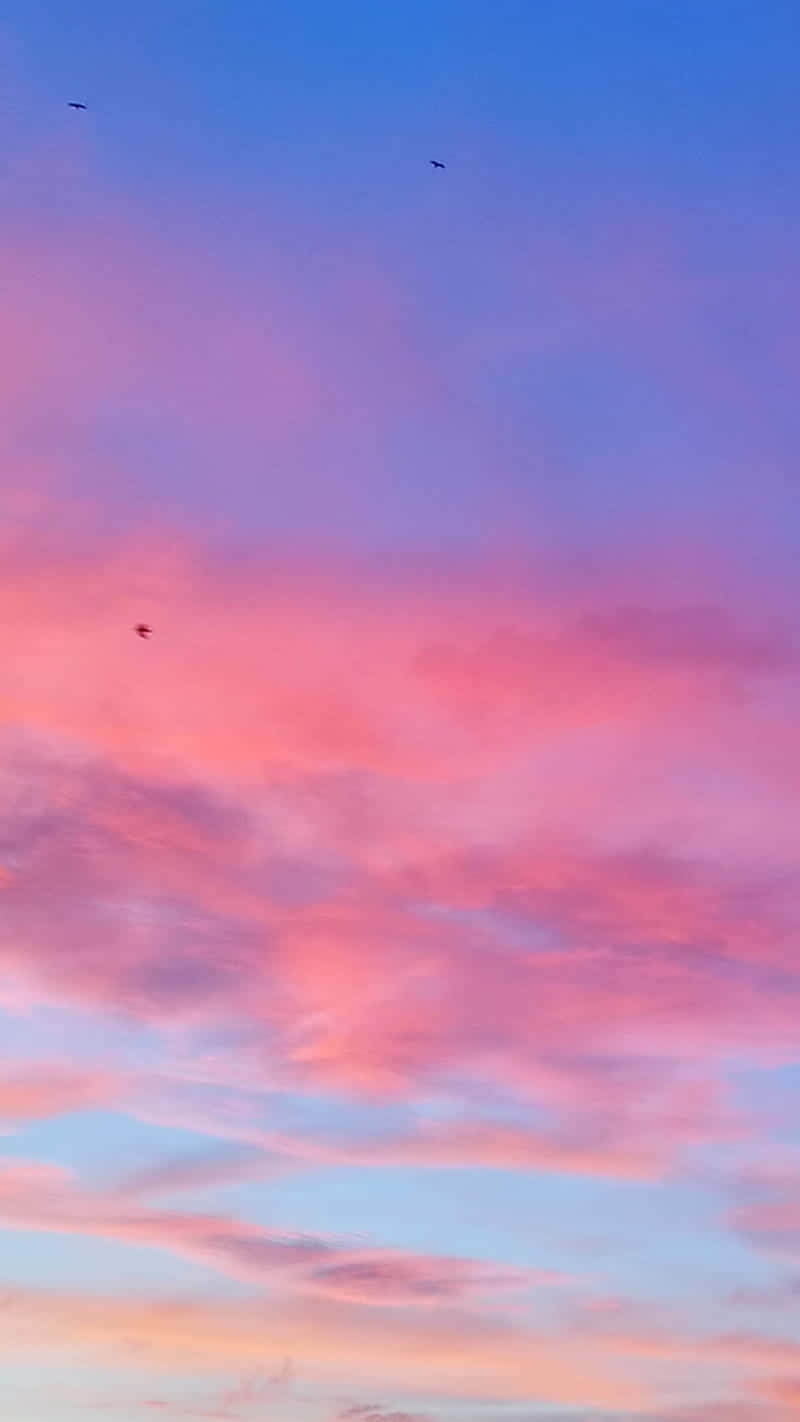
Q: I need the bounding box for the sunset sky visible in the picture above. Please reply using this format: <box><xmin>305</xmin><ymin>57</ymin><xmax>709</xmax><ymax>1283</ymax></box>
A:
<box><xmin>1</xmin><ymin>2</ymin><xmax>800</xmax><ymax>1419</ymax></box>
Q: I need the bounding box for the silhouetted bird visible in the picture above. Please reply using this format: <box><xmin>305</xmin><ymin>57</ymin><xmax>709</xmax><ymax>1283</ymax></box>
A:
<box><xmin>68</xmin><ymin>102</ymin><xmax>87</xmax><ymax>110</ymax></box>
<box><xmin>134</xmin><ymin>624</ymin><xmax>152</xmax><ymax>639</ymax></box>
<box><xmin>429</xmin><ymin>159</ymin><xmax>445</xmax><ymax>169</ymax></box>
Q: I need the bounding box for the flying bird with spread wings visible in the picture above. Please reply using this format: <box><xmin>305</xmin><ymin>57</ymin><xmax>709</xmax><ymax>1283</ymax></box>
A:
<box><xmin>68</xmin><ymin>102</ymin><xmax>87</xmax><ymax>110</ymax></box>
<box><xmin>134</xmin><ymin>624</ymin><xmax>152</xmax><ymax>639</ymax></box>
<box><xmin>430</xmin><ymin>159</ymin><xmax>445</xmax><ymax>169</ymax></box>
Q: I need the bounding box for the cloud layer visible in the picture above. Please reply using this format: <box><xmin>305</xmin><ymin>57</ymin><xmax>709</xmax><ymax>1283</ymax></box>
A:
<box><xmin>1</xmin><ymin>31</ymin><xmax>799</xmax><ymax>1422</ymax></box>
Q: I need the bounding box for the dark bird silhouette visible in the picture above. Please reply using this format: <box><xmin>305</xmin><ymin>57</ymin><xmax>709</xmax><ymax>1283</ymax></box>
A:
<box><xmin>68</xmin><ymin>102</ymin><xmax>87</xmax><ymax>110</ymax></box>
<box><xmin>134</xmin><ymin>623</ymin><xmax>152</xmax><ymax>639</ymax></box>
<box><xmin>429</xmin><ymin>159</ymin><xmax>445</xmax><ymax>169</ymax></box>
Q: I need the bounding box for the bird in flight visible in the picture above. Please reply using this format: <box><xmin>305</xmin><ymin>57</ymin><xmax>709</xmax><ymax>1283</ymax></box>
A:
<box><xmin>429</xmin><ymin>159</ymin><xmax>445</xmax><ymax>169</ymax></box>
<box><xmin>68</xmin><ymin>102</ymin><xmax>87</xmax><ymax>110</ymax></box>
<box><xmin>134</xmin><ymin>623</ymin><xmax>152</xmax><ymax>639</ymax></box>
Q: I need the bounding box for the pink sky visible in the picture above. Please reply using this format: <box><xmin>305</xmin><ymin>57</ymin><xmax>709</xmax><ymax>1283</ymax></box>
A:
<box><xmin>2</xmin><ymin>7</ymin><xmax>800</xmax><ymax>1421</ymax></box>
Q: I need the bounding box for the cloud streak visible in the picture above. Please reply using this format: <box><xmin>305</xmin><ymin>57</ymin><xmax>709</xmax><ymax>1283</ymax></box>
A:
<box><xmin>0</xmin><ymin>1159</ymin><xmax>554</xmax><ymax>1307</ymax></box>
<box><xmin>0</xmin><ymin>1064</ymin><xmax>115</xmax><ymax>1126</ymax></box>
<box><xmin>0</xmin><ymin>1281</ymin><xmax>648</xmax><ymax>1408</ymax></box>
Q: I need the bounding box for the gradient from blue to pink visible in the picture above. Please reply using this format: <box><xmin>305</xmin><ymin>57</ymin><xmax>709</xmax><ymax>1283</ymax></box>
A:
<box><xmin>1</xmin><ymin>3</ymin><xmax>799</xmax><ymax>1420</ymax></box>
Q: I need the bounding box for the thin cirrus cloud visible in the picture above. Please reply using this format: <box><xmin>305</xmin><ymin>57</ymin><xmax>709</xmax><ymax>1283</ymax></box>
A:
<box><xmin>0</xmin><ymin>183</ymin><xmax>526</xmax><ymax>547</ymax></box>
<box><xmin>334</xmin><ymin>1405</ymin><xmax>428</xmax><ymax>1422</ymax></box>
<box><xmin>731</xmin><ymin>1198</ymin><xmax>800</xmax><ymax>1254</ymax></box>
<box><xmin>114</xmin><ymin>1145</ymin><xmax>285</xmax><ymax>1199</ymax></box>
<box><xmin>112</xmin><ymin>1109</ymin><xmax>682</xmax><ymax>1189</ymax></box>
<box><xmin>0</xmin><ymin>1158</ymin><xmax>550</xmax><ymax>1308</ymax></box>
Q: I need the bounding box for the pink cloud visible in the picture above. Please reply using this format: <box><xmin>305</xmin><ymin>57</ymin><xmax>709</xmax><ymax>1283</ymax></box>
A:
<box><xmin>0</xmin><ymin>1064</ymin><xmax>115</xmax><ymax>1125</ymax></box>
<box><xmin>270</xmin><ymin>1118</ymin><xmax>680</xmax><ymax>1181</ymax></box>
<box><xmin>111</xmin><ymin>1111</ymin><xmax>670</xmax><ymax>1190</ymax></box>
<box><xmin>670</xmin><ymin>1407</ymin><xmax>779</xmax><ymax>1422</ymax></box>
<box><xmin>0</xmin><ymin>169</ymin><xmax>535</xmax><ymax>559</ymax></box>
<box><xmin>0</xmin><ymin>557</ymin><xmax>795</xmax><ymax>1181</ymax></box>
<box><xmin>723</xmin><ymin>1155</ymin><xmax>800</xmax><ymax>1261</ymax></box>
<box><xmin>165</xmin><ymin>1365</ymin><xmax>292</xmax><ymax>1421</ymax></box>
<box><xmin>0</xmin><ymin>500</ymin><xmax>795</xmax><ymax>793</ymax></box>
<box><xmin>115</xmin><ymin>1146</ymin><xmax>283</xmax><ymax>1199</ymax></box>
<box><xmin>0</xmin><ymin>1158</ymin><xmax>546</xmax><ymax>1307</ymax></box>
<box><xmin>756</xmin><ymin>1376</ymin><xmax>800</xmax><ymax>1408</ymax></box>
<box><xmin>731</xmin><ymin>1197</ymin><xmax>800</xmax><ymax>1253</ymax></box>
<box><xmin>116</xmin><ymin>1076</ymin><xmax>692</xmax><ymax>1186</ymax></box>
<box><xmin>110</xmin><ymin>1363</ymin><xmax>291</xmax><ymax>1421</ymax></box>
<box><xmin>727</xmin><ymin>1279</ymin><xmax>800</xmax><ymax>1311</ymax></box>
<box><xmin>335</xmin><ymin>1404</ymin><xmax>428</xmax><ymax>1422</ymax></box>
<box><xmin>0</xmin><ymin>300</ymin><xmax>798</xmax><ymax>1184</ymax></box>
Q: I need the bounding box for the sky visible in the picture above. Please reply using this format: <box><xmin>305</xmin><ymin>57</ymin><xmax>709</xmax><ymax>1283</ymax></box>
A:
<box><xmin>1</xmin><ymin>1</ymin><xmax>800</xmax><ymax>1419</ymax></box>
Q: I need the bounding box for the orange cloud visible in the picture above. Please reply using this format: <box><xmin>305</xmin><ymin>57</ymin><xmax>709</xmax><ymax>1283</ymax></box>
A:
<box><xmin>1</xmin><ymin>1276</ymin><xmax>798</xmax><ymax>1413</ymax></box>
<box><xmin>0</xmin><ymin>1281</ymin><xmax>648</xmax><ymax>1408</ymax></box>
<box><xmin>757</xmin><ymin>1376</ymin><xmax>800</xmax><ymax>1408</ymax></box>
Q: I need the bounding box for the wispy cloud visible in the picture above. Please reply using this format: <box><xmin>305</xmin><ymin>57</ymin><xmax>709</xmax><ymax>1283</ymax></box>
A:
<box><xmin>0</xmin><ymin>1281</ymin><xmax>647</xmax><ymax>1408</ymax></box>
<box><xmin>0</xmin><ymin>1158</ymin><xmax>551</xmax><ymax>1306</ymax></box>
<box><xmin>0</xmin><ymin>1064</ymin><xmax>116</xmax><ymax>1126</ymax></box>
